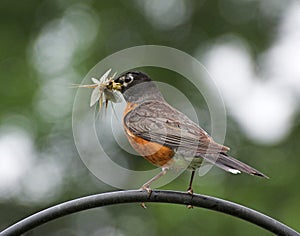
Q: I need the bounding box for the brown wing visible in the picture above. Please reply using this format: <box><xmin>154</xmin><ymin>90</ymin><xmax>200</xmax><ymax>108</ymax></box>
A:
<box><xmin>124</xmin><ymin>100</ymin><xmax>229</xmax><ymax>157</ymax></box>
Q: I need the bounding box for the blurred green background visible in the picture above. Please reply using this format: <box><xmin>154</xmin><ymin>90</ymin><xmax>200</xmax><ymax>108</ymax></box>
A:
<box><xmin>0</xmin><ymin>0</ymin><xmax>299</xmax><ymax>235</ymax></box>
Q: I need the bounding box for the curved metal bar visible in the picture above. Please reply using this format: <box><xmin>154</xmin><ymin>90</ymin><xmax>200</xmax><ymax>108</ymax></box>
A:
<box><xmin>0</xmin><ymin>190</ymin><xmax>299</xmax><ymax>236</ymax></box>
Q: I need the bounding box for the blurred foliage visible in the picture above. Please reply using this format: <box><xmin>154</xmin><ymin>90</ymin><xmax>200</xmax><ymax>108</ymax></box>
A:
<box><xmin>0</xmin><ymin>0</ymin><xmax>299</xmax><ymax>235</ymax></box>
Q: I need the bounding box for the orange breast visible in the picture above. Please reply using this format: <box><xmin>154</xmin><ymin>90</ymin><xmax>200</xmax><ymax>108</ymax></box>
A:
<box><xmin>123</xmin><ymin>103</ymin><xmax>175</xmax><ymax>167</ymax></box>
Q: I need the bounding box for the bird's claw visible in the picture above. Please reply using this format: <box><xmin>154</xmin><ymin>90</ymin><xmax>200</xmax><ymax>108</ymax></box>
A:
<box><xmin>139</xmin><ymin>185</ymin><xmax>152</xmax><ymax>209</ymax></box>
<box><xmin>140</xmin><ymin>185</ymin><xmax>152</xmax><ymax>195</ymax></box>
<box><xmin>187</xmin><ymin>187</ymin><xmax>193</xmax><ymax>195</ymax></box>
<box><xmin>186</xmin><ymin>187</ymin><xmax>194</xmax><ymax>209</ymax></box>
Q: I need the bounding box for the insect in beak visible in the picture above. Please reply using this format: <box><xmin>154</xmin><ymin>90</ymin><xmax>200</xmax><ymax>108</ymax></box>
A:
<box><xmin>72</xmin><ymin>69</ymin><xmax>122</xmax><ymax>112</ymax></box>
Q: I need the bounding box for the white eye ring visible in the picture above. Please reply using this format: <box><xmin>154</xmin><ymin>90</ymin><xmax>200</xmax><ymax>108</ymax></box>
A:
<box><xmin>128</xmin><ymin>74</ymin><xmax>134</xmax><ymax>80</ymax></box>
<box><xmin>123</xmin><ymin>74</ymin><xmax>133</xmax><ymax>85</ymax></box>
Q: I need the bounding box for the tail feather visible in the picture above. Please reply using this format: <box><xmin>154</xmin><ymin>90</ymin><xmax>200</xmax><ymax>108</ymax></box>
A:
<box><xmin>204</xmin><ymin>152</ymin><xmax>269</xmax><ymax>178</ymax></box>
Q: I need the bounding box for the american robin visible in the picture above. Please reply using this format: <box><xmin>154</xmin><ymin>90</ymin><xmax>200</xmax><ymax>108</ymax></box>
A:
<box><xmin>109</xmin><ymin>71</ymin><xmax>268</xmax><ymax>193</ymax></box>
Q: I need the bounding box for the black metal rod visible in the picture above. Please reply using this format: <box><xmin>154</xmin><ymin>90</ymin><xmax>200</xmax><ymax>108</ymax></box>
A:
<box><xmin>0</xmin><ymin>190</ymin><xmax>299</xmax><ymax>236</ymax></box>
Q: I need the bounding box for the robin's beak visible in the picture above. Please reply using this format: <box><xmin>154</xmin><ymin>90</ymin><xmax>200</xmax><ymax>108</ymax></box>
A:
<box><xmin>108</xmin><ymin>80</ymin><xmax>122</xmax><ymax>91</ymax></box>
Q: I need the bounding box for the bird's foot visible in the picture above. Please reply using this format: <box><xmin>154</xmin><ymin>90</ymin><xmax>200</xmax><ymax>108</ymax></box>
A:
<box><xmin>186</xmin><ymin>187</ymin><xmax>194</xmax><ymax>209</ymax></box>
<box><xmin>187</xmin><ymin>187</ymin><xmax>193</xmax><ymax>195</ymax></box>
<box><xmin>140</xmin><ymin>184</ymin><xmax>152</xmax><ymax>195</ymax></box>
<box><xmin>139</xmin><ymin>185</ymin><xmax>152</xmax><ymax>209</ymax></box>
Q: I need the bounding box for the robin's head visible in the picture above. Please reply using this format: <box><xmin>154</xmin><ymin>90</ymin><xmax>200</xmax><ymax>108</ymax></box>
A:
<box><xmin>111</xmin><ymin>71</ymin><xmax>152</xmax><ymax>94</ymax></box>
<box><xmin>110</xmin><ymin>71</ymin><xmax>164</xmax><ymax>103</ymax></box>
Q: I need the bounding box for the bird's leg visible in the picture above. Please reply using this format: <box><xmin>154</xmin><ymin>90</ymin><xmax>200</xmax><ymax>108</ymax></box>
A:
<box><xmin>187</xmin><ymin>170</ymin><xmax>195</xmax><ymax>194</ymax></box>
<box><xmin>140</xmin><ymin>167</ymin><xmax>169</xmax><ymax>208</ymax></box>
<box><xmin>140</xmin><ymin>167</ymin><xmax>169</xmax><ymax>193</ymax></box>
<box><xmin>187</xmin><ymin>170</ymin><xmax>195</xmax><ymax>209</ymax></box>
